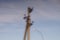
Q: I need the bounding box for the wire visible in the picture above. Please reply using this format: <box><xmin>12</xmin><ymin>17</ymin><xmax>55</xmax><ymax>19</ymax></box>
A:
<box><xmin>32</xmin><ymin>28</ymin><xmax>44</xmax><ymax>40</ymax></box>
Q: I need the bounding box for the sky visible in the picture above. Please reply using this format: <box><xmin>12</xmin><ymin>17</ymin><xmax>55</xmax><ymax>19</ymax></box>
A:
<box><xmin>0</xmin><ymin>0</ymin><xmax>60</xmax><ymax>40</ymax></box>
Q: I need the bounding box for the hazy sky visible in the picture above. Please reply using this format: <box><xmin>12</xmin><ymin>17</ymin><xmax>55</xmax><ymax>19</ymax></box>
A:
<box><xmin>0</xmin><ymin>0</ymin><xmax>60</xmax><ymax>40</ymax></box>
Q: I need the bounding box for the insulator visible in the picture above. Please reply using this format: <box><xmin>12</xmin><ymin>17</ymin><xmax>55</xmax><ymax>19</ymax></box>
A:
<box><xmin>23</xmin><ymin>17</ymin><xmax>27</xmax><ymax>19</ymax></box>
<box><xmin>30</xmin><ymin>21</ymin><xmax>34</xmax><ymax>26</ymax></box>
<box><xmin>30</xmin><ymin>23</ymin><xmax>33</xmax><ymax>26</ymax></box>
<box><xmin>28</xmin><ymin>7</ymin><xmax>33</xmax><ymax>13</ymax></box>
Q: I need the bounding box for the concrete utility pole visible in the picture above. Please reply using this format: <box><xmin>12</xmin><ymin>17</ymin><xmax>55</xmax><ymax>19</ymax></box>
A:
<box><xmin>23</xmin><ymin>7</ymin><xmax>33</xmax><ymax>40</ymax></box>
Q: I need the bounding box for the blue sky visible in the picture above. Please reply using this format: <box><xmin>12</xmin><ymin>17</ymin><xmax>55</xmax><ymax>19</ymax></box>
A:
<box><xmin>0</xmin><ymin>0</ymin><xmax>60</xmax><ymax>40</ymax></box>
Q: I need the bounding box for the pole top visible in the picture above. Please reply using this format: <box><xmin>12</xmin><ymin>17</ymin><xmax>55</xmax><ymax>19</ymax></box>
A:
<box><xmin>28</xmin><ymin>7</ymin><xmax>33</xmax><ymax>13</ymax></box>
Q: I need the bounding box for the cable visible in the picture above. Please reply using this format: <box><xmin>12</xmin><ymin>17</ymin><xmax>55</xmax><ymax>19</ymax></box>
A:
<box><xmin>32</xmin><ymin>28</ymin><xmax>44</xmax><ymax>40</ymax></box>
